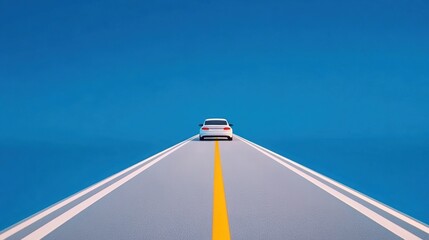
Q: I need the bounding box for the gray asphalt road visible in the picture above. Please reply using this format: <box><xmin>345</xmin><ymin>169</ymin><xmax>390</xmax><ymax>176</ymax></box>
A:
<box><xmin>1</xmin><ymin>136</ymin><xmax>427</xmax><ymax>240</ymax></box>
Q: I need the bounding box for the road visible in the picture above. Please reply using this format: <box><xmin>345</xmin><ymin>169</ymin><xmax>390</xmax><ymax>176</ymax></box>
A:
<box><xmin>1</xmin><ymin>135</ymin><xmax>428</xmax><ymax>239</ymax></box>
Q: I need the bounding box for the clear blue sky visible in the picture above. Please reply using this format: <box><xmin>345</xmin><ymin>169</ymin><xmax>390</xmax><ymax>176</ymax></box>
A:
<box><xmin>1</xmin><ymin>0</ymin><xmax>428</xmax><ymax>228</ymax></box>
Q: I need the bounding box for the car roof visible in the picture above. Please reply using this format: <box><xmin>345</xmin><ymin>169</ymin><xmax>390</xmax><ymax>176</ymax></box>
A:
<box><xmin>205</xmin><ymin>118</ymin><xmax>228</xmax><ymax>121</ymax></box>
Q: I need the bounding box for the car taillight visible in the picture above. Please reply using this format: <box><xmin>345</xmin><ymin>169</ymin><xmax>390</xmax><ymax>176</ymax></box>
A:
<box><xmin>202</xmin><ymin>127</ymin><xmax>209</xmax><ymax>130</ymax></box>
<box><xmin>224</xmin><ymin>127</ymin><xmax>231</xmax><ymax>130</ymax></box>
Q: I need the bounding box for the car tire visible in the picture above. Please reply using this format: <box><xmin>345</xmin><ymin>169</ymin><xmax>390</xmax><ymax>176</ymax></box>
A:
<box><xmin>199</xmin><ymin>136</ymin><xmax>204</xmax><ymax>141</ymax></box>
<box><xmin>228</xmin><ymin>137</ymin><xmax>233</xmax><ymax>141</ymax></box>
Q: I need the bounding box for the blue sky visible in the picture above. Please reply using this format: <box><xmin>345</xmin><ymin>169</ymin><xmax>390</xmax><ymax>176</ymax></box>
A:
<box><xmin>1</xmin><ymin>0</ymin><xmax>428</xmax><ymax>228</ymax></box>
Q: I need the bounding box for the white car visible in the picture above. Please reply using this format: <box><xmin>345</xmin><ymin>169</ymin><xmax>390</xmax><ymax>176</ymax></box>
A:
<box><xmin>199</xmin><ymin>118</ymin><xmax>233</xmax><ymax>141</ymax></box>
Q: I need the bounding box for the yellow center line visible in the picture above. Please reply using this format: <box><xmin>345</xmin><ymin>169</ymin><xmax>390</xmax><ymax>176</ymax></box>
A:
<box><xmin>212</xmin><ymin>141</ymin><xmax>231</xmax><ymax>240</ymax></box>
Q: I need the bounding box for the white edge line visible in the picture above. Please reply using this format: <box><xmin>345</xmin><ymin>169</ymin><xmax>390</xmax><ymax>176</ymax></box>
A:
<box><xmin>0</xmin><ymin>136</ymin><xmax>196</xmax><ymax>239</ymax></box>
<box><xmin>236</xmin><ymin>135</ymin><xmax>429</xmax><ymax>234</ymax></box>
<box><xmin>22</xmin><ymin>137</ymin><xmax>192</xmax><ymax>240</ymax></box>
<box><xmin>237</xmin><ymin>136</ymin><xmax>421</xmax><ymax>240</ymax></box>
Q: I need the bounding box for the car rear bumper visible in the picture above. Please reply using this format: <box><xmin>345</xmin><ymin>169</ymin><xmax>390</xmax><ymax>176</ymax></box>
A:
<box><xmin>199</xmin><ymin>130</ymin><xmax>233</xmax><ymax>138</ymax></box>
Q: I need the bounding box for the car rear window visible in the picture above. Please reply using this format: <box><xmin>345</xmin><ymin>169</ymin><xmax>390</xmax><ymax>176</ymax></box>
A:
<box><xmin>205</xmin><ymin>120</ymin><xmax>227</xmax><ymax>125</ymax></box>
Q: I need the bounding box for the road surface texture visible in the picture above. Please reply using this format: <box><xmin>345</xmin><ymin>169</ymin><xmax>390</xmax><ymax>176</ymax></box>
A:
<box><xmin>1</xmin><ymin>135</ymin><xmax>428</xmax><ymax>239</ymax></box>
